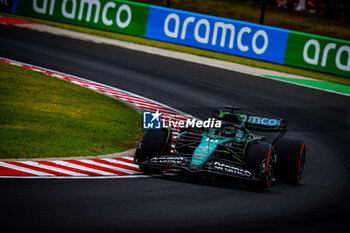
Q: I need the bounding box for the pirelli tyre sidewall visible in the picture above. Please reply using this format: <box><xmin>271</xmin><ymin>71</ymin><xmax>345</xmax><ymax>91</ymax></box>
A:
<box><xmin>135</xmin><ymin>128</ymin><xmax>172</xmax><ymax>174</ymax></box>
<box><xmin>274</xmin><ymin>138</ymin><xmax>306</xmax><ymax>184</ymax></box>
<box><xmin>245</xmin><ymin>142</ymin><xmax>274</xmax><ymax>189</ymax></box>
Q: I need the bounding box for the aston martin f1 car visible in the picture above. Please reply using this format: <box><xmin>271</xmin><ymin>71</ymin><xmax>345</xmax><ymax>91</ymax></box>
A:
<box><xmin>134</xmin><ymin>106</ymin><xmax>306</xmax><ymax>189</ymax></box>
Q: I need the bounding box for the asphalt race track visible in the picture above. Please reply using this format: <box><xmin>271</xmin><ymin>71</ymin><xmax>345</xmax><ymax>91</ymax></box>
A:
<box><xmin>1</xmin><ymin>24</ymin><xmax>349</xmax><ymax>233</ymax></box>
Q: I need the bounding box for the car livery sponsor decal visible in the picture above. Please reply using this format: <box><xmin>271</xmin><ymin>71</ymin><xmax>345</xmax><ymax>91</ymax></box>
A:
<box><xmin>239</xmin><ymin>114</ymin><xmax>281</xmax><ymax>126</ymax></box>
<box><xmin>211</xmin><ymin>161</ymin><xmax>252</xmax><ymax>177</ymax></box>
<box><xmin>150</xmin><ymin>156</ymin><xmax>185</xmax><ymax>165</ymax></box>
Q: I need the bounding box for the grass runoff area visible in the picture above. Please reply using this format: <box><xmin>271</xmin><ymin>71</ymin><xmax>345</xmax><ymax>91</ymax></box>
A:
<box><xmin>0</xmin><ymin>62</ymin><xmax>143</xmax><ymax>159</ymax></box>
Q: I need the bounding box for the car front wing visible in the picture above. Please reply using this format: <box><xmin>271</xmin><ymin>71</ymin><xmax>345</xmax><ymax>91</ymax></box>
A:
<box><xmin>135</xmin><ymin>155</ymin><xmax>259</xmax><ymax>182</ymax></box>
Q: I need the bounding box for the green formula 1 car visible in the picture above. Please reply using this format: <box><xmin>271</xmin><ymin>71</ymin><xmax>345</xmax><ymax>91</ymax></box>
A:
<box><xmin>134</xmin><ymin>106</ymin><xmax>306</xmax><ymax>189</ymax></box>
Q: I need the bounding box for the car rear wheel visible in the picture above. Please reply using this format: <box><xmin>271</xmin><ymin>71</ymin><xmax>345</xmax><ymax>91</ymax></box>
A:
<box><xmin>245</xmin><ymin>142</ymin><xmax>274</xmax><ymax>189</ymax></box>
<box><xmin>274</xmin><ymin>138</ymin><xmax>306</xmax><ymax>183</ymax></box>
<box><xmin>134</xmin><ymin>128</ymin><xmax>172</xmax><ymax>174</ymax></box>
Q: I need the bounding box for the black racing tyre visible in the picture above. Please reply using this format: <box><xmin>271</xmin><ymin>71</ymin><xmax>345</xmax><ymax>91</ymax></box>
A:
<box><xmin>245</xmin><ymin>142</ymin><xmax>274</xmax><ymax>189</ymax></box>
<box><xmin>134</xmin><ymin>128</ymin><xmax>172</xmax><ymax>174</ymax></box>
<box><xmin>274</xmin><ymin>138</ymin><xmax>306</xmax><ymax>184</ymax></box>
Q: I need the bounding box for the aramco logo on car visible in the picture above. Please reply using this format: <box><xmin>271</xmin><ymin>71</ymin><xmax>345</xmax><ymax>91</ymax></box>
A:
<box><xmin>143</xmin><ymin>110</ymin><xmax>221</xmax><ymax>129</ymax></box>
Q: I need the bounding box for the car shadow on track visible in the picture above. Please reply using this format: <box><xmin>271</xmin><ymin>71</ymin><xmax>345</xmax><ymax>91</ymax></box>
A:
<box><xmin>151</xmin><ymin>171</ymin><xmax>273</xmax><ymax>192</ymax></box>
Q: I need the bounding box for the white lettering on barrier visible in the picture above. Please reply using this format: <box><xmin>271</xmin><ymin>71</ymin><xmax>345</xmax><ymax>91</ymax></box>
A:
<box><xmin>212</xmin><ymin>22</ymin><xmax>235</xmax><ymax>48</ymax></box>
<box><xmin>237</xmin><ymin>27</ymin><xmax>251</xmax><ymax>52</ymax></box>
<box><xmin>164</xmin><ymin>13</ymin><xmax>179</xmax><ymax>38</ymax></box>
<box><xmin>102</xmin><ymin>2</ymin><xmax>115</xmax><ymax>26</ymax></box>
<box><xmin>211</xmin><ymin>22</ymin><xmax>235</xmax><ymax>49</ymax></box>
<box><xmin>321</xmin><ymin>43</ymin><xmax>336</xmax><ymax>67</ymax></box>
<box><xmin>252</xmin><ymin>30</ymin><xmax>268</xmax><ymax>55</ymax></box>
<box><xmin>336</xmin><ymin>46</ymin><xmax>350</xmax><ymax>72</ymax></box>
<box><xmin>303</xmin><ymin>39</ymin><xmax>320</xmax><ymax>65</ymax></box>
<box><xmin>163</xmin><ymin>13</ymin><xmax>269</xmax><ymax>55</ymax></box>
<box><xmin>32</xmin><ymin>0</ymin><xmax>132</xmax><ymax>29</ymax></box>
<box><xmin>303</xmin><ymin>39</ymin><xmax>350</xmax><ymax>72</ymax></box>
<box><xmin>78</xmin><ymin>0</ymin><xmax>100</xmax><ymax>23</ymax></box>
<box><xmin>62</xmin><ymin>0</ymin><xmax>76</xmax><ymax>19</ymax></box>
<box><xmin>181</xmin><ymin>17</ymin><xmax>195</xmax><ymax>40</ymax></box>
<box><xmin>194</xmin><ymin>19</ymin><xmax>210</xmax><ymax>44</ymax></box>
<box><xmin>33</xmin><ymin>0</ymin><xmax>47</xmax><ymax>14</ymax></box>
<box><xmin>0</xmin><ymin>0</ymin><xmax>11</xmax><ymax>6</ymax></box>
<box><xmin>116</xmin><ymin>4</ymin><xmax>132</xmax><ymax>29</ymax></box>
<box><xmin>49</xmin><ymin>0</ymin><xmax>56</xmax><ymax>15</ymax></box>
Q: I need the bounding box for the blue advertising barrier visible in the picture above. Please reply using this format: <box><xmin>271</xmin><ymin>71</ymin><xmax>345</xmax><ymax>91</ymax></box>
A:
<box><xmin>146</xmin><ymin>6</ymin><xmax>290</xmax><ymax>64</ymax></box>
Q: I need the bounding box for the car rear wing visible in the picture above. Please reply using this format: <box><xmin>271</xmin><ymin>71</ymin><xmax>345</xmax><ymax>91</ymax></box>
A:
<box><xmin>212</xmin><ymin>107</ymin><xmax>288</xmax><ymax>132</ymax></box>
<box><xmin>237</xmin><ymin>113</ymin><xmax>288</xmax><ymax>132</ymax></box>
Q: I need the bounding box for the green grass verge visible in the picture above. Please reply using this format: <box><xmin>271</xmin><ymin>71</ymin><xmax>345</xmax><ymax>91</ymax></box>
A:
<box><xmin>0</xmin><ymin>62</ymin><xmax>143</xmax><ymax>159</ymax></box>
<box><xmin>2</xmin><ymin>12</ymin><xmax>349</xmax><ymax>86</ymax></box>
